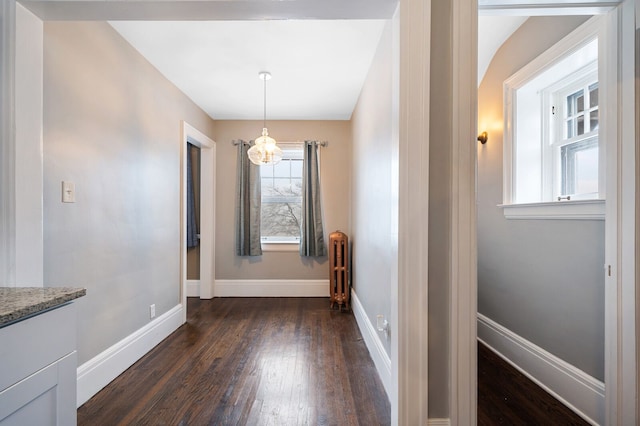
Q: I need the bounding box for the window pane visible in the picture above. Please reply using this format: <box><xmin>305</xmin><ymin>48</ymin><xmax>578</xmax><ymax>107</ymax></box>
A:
<box><xmin>272</xmin><ymin>177</ymin><xmax>293</xmax><ymax>194</ymax></box>
<box><xmin>273</xmin><ymin>160</ymin><xmax>290</xmax><ymax>178</ymax></box>
<box><xmin>567</xmin><ymin>95</ymin><xmax>573</xmax><ymax>116</ymax></box>
<box><xmin>291</xmin><ymin>178</ymin><xmax>302</xmax><ymax>195</ymax></box>
<box><xmin>261</xmin><ymin>164</ymin><xmax>274</xmax><ymax>178</ymax></box>
<box><xmin>574</xmin><ymin>146</ymin><xmax>599</xmax><ymax>194</ymax></box>
<box><xmin>590</xmin><ymin>110</ymin><xmax>599</xmax><ymax>132</ymax></box>
<box><xmin>261</xmin><ymin>178</ymin><xmax>274</xmax><ymax>194</ymax></box>
<box><xmin>567</xmin><ymin>89</ymin><xmax>584</xmax><ymax>116</ymax></box>
<box><xmin>577</xmin><ymin>94</ymin><xmax>584</xmax><ymax>112</ymax></box>
<box><xmin>589</xmin><ymin>83</ymin><xmax>598</xmax><ymax>108</ymax></box>
<box><xmin>561</xmin><ymin>138</ymin><xmax>598</xmax><ymax>196</ymax></box>
<box><xmin>566</xmin><ymin>119</ymin><xmax>574</xmax><ymax>139</ymax></box>
<box><xmin>577</xmin><ymin>115</ymin><xmax>584</xmax><ymax>135</ymax></box>
<box><xmin>291</xmin><ymin>159</ymin><xmax>303</xmax><ymax>176</ymax></box>
<box><xmin>261</xmin><ymin>202</ymin><xmax>302</xmax><ymax>238</ymax></box>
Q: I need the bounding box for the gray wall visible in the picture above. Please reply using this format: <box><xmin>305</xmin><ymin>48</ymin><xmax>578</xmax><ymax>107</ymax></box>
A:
<box><xmin>477</xmin><ymin>15</ymin><xmax>604</xmax><ymax>380</ymax></box>
<box><xmin>213</xmin><ymin>119</ymin><xmax>351</xmax><ymax>280</ymax></box>
<box><xmin>350</xmin><ymin>20</ymin><xmax>393</xmax><ymax>356</ymax></box>
<box><xmin>43</xmin><ymin>21</ymin><xmax>216</xmax><ymax>364</ymax></box>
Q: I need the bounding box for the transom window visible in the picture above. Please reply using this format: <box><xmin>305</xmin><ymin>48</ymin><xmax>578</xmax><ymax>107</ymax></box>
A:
<box><xmin>260</xmin><ymin>143</ymin><xmax>303</xmax><ymax>243</ymax></box>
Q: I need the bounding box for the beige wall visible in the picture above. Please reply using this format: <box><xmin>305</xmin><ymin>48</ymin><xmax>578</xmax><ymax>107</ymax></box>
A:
<box><xmin>43</xmin><ymin>21</ymin><xmax>216</xmax><ymax>364</ymax></box>
<box><xmin>213</xmin><ymin>120</ymin><xmax>351</xmax><ymax>280</ymax></box>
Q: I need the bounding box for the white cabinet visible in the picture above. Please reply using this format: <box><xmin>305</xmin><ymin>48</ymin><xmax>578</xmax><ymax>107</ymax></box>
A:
<box><xmin>0</xmin><ymin>303</ymin><xmax>78</xmax><ymax>426</ymax></box>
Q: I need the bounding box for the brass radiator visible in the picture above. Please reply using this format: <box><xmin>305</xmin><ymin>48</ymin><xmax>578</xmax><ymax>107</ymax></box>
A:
<box><xmin>329</xmin><ymin>231</ymin><xmax>349</xmax><ymax>311</ymax></box>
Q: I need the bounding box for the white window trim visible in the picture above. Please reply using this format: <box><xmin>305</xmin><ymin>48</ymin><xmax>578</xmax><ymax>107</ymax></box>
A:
<box><xmin>502</xmin><ymin>16</ymin><xmax>609</xmax><ymax>220</ymax></box>
<box><xmin>261</xmin><ymin>241</ymin><xmax>300</xmax><ymax>252</ymax></box>
<box><xmin>499</xmin><ymin>198</ymin><xmax>605</xmax><ymax>220</ymax></box>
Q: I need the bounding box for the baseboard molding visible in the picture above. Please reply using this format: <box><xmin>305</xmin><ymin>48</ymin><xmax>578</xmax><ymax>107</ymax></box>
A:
<box><xmin>76</xmin><ymin>304</ymin><xmax>184</xmax><ymax>407</ymax></box>
<box><xmin>186</xmin><ymin>279</ymin><xmax>200</xmax><ymax>298</ymax></box>
<box><xmin>427</xmin><ymin>419</ymin><xmax>450</xmax><ymax>426</ymax></box>
<box><xmin>477</xmin><ymin>313</ymin><xmax>604</xmax><ymax>425</ymax></box>
<box><xmin>213</xmin><ymin>279</ymin><xmax>329</xmax><ymax>297</ymax></box>
<box><xmin>351</xmin><ymin>289</ymin><xmax>392</xmax><ymax>399</ymax></box>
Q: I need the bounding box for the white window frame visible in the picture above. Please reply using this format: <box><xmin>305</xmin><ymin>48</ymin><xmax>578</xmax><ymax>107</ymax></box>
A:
<box><xmin>542</xmin><ymin>63</ymin><xmax>599</xmax><ymax>201</ymax></box>
<box><xmin>260</xmin><ymin>142</ymin><xmax>304</xmax><ymax>251</ymax></box>
<box><xmin>501</xmin><ymin>16</ymin><xmax>608</xmax><ymax>220</ymax></box>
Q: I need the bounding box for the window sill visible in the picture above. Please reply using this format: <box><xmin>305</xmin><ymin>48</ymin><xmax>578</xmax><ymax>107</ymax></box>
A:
<box><xmin>261</xmin><ymin>242</ymin><xmax>300</xmax><ymax>252</ymax></box>
<box><xmin>498</xmin><ymin>199</ymin><xmax>605</xmax><ymax>220</ymax></box>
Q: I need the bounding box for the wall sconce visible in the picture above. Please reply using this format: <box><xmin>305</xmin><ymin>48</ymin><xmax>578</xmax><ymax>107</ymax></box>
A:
<box><xmin>477</xmin><ymin>131</ymin><xmax>488</xmax><ymax>144</ymax></box>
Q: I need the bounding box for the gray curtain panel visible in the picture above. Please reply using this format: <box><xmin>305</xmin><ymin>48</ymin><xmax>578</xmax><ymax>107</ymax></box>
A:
<box><xmin>186</xmin><ymin>142</ymin><xmax>199</xmax><ymax>249</ymax></box>
<box><xmin>235</xmin><ymin>140</ymin><xmax>263</xmax><ymax>256</ymax></box>
<box><xmin>300</xmin><ymin>141</ymin><xmax>325</xmax><ymax>257</ymax></box>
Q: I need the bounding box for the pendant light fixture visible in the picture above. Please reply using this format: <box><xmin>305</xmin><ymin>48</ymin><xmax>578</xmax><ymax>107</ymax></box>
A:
<box><xmin>248</xmin><ymin>71</ymin><xmax>283</xmax><ymax>165</ymax></box>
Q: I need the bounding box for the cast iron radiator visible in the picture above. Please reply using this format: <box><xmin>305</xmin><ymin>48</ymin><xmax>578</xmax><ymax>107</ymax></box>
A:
<box><xmin>329</xmin><ymin>230</ymin><xmax>349</xmax><ymax>311</ymax></box>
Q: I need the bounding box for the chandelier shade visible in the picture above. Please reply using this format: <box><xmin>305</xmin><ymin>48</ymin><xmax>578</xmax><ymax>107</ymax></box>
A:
<box><xmin>247</xmin><ymin>128</ymin><xmax>283</xmax><ymax>164</ymax></box>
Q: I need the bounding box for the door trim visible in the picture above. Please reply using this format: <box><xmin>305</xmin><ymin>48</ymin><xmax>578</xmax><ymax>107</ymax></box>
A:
<box><xmin>181</xmin><ymin>121</ymin><xmax>216</xmax><ymax>322</ymax></box>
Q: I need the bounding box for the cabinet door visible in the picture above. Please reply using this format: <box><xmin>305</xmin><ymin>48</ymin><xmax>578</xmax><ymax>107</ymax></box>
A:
<box><xmin>0</xmin><ymin>351</ymin><xmax>77</xmax><ymax>426</ymax></box>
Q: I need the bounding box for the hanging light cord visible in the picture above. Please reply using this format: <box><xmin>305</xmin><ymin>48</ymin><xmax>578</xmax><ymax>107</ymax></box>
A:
<box><xmin>263</xmin><ymin>76</ymin><xmax>267</xmax><ymax>129</ymax></box>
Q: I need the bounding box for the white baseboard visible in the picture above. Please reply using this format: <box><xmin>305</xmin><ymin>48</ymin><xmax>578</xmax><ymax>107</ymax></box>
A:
<box><xmin>477</xmin><ymin>313</ymin><xmax>604</xmax><ymax>426</ymax></box>
<box><xmin>213</xmin><ymin>279</ymin><xmax>329</xmax><ymax>297</ymax></box>
<box><xmin>76</xmin><ymin>304</ymin><xmax>184</xmax><ymax>407</ymax></box>
<box><xmin>351</xmin><ymin>289</ymin><xmax>391</xmax><ymax>399</ymax></box>
<box><xmin>427</xmin><ymin>419</ymin><xmax>450</xmax><ymax>426</ymax></box>
<box><xmin>186</xmin><ymin>279</ymin><xmax>200</xmax><ymax>298</ymax></box>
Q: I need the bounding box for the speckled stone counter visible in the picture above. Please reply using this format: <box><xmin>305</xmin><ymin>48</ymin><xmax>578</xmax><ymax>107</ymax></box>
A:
<box><xmin>0</xmin><ymin>287</ymin><xmax>86</xmax><ymax>327</ymax></box>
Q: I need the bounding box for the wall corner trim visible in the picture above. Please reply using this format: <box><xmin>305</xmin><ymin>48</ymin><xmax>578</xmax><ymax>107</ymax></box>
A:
<box><xmin>351</xmin><ymin>289</ymin><xmax>392</xmax><ymax>398</ymax></box>
<box><xmin>477</xmin><ymin>313</ymin><xmax>604</xmax><ymax>425</ymax></box>
<box><xmin>213</xmin><ymin>279</ymin><xmax>329</xmax><ymax>297</ymax></box>
<box><xmin>76</xmin><ymin>304</ymin><xmax>184</xmax><ymax>407</ymax></box>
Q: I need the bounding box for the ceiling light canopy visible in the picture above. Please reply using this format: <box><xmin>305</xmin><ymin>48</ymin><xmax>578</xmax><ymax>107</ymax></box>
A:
<box><xmin>248</xmin><ymin>71</ymin><xmax>283</xmax><ymax>165</ymax></box>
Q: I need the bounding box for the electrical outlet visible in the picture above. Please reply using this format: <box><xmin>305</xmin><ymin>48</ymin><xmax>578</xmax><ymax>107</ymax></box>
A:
<box><xmin>376</xmin><ymin>314</ymin><xmax>389</xmax><ymax>338</ymax></box>
<box><xmin>149</xmin><ymin>304</ymin><xmax>156</xmax><ymax>319</ymax></box>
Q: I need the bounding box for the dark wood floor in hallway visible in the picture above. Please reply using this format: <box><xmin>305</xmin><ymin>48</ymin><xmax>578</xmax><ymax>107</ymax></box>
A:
<box><xmin>79</xmin><ymin>297</ymin><xmax>590</xmax><ymax>425</ymax></box>
<box><xmin>478</xmin><ymin>341</ymin><xmax>590</xmax><ymax>425</ymax></box>
<box><xmin>78</xmin><ymin>297</ymin><xmax>391</xmax><ymax>425</ymax></box>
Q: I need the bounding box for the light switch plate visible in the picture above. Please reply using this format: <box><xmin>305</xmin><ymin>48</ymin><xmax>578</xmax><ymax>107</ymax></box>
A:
<box><xmin>62</xmin><ymin>181</ymin><xmax>75</xmax><ymax>203</ymax></box>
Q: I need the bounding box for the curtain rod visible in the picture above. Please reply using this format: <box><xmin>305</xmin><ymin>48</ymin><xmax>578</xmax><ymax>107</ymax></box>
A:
<box><xmin>231</xmin><ymin>140</ymin><xmax>328</xmax><ymax>147</ymax></box>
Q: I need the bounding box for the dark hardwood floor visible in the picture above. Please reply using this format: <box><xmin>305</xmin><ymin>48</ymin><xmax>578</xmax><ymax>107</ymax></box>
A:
<box><xmin>79</xmin><ymin>297</ymin><xmax>589</xmax><ymax>425</ymax></box>
<box><xmin>78</xmin><ymin>297</ymin><xmax>391</xmax><ymax>425</ymax></box>
<box><xmin>478</xmin><ymin>341</ymin><xmax>590</xmax><ymax>425</ymax></box>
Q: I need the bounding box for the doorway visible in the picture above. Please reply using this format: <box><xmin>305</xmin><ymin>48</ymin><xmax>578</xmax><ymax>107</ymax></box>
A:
<box><xmin>181</xmin><ymin>121</ymin><xmax>216</xmax><ymax>322</ymax></box>
<box><xmin>475</xmin><ymin>1</ymin><xmax>637</xmax><ymax>424</ymax></box>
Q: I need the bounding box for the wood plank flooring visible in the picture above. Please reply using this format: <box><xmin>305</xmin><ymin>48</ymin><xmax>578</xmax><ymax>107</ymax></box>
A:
<box><xmin>79</xmin><ymin>298</ymin><xmax>590</xmax><ymax>425</ymax></box>
<box><xmin>78</xmin><ymin>297</ymin><xmax>390</xmax><ymax>425</ymax></box>
<box><xmin>477</xmin><ymin>341</ymin><xmax>590</xmax><ymax>425</ymax></box>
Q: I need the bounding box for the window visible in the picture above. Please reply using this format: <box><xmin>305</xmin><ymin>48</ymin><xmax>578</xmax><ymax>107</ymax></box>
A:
<box><xmin>502</xmin><ymin>17</ymin><xmax>607</xmax><ymax>219</ymax></box>
<box><xmin>545</xmin><ymin>64</ymin><xmax>599</xmax><ymax>201</ymax></box>
<box><xmin>260</xmin><ymin>143</ymin><xmax>303</xmax><ymax>246</ymax></box>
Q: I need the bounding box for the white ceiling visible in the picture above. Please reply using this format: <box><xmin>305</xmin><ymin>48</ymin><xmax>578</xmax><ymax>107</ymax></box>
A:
<box><xmin>110</xmin><ymin>16</ymin><xmax>526</xmax><ymax>121</ymax></box>
<box><xmin>110</xmin><ymin>20</ymin><xmax>387</xmax><ymax>120</ymax></box>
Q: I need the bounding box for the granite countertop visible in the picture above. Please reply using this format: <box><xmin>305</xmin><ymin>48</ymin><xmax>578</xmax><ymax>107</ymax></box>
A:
<box><xmin>0</xmin><ymin>287</ymin><xmax>86</xmax><ymax>327</ymax></box>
